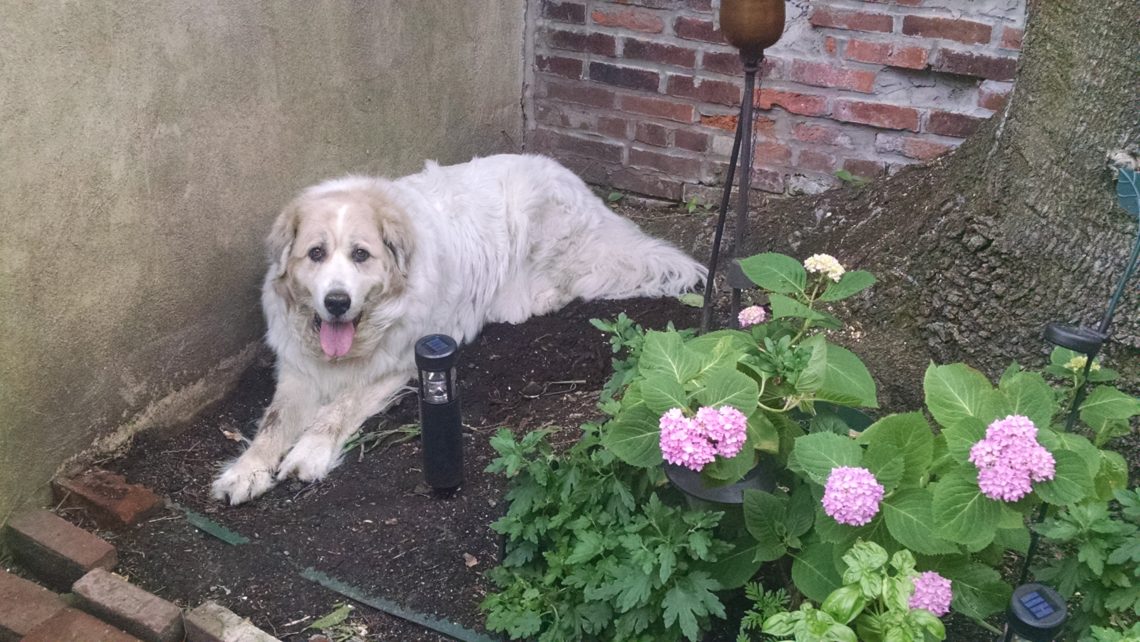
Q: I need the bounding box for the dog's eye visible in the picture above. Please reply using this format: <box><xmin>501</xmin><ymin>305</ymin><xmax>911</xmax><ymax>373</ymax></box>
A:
<box><xmin>351</xmin><ymin>248</ymin><xmax>371</xmax><ymax>263</ymax></box>
<box><xmin>308</xmin><ymin>247</ymin><xmax>326</xmax><ymax>262</ymax></box>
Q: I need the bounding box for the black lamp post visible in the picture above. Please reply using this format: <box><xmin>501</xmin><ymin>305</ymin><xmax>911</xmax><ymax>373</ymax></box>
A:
<box><xmin>1005</xmin><ymin>584</ymin><xmax>1067</xmax><ymax>642</ymax></box>
<box><xmin>1015</xmin><ymin>167</ymin><xmax>1140</xmax><ymax>589</ymax></box>
<box><xmin>414</xmin><ymin>334</ymin><xmax>464</xmax><ymax>493</ymax></box>
<box><xmin>700</xmin><ymin>0</ymin><xmax>786</xmax><ymax>333</ymax></box>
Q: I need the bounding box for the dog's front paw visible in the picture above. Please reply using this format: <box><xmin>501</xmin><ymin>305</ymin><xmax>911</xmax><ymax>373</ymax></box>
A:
<box><xmin>277</xmin><ymin>433</ymin><xmax>343</xmax><ymax>483</ymax></box>
<box><xmin>211</xmin><ymin>456</ymin><xmax>277</xmax><ymax>505</ymax></box>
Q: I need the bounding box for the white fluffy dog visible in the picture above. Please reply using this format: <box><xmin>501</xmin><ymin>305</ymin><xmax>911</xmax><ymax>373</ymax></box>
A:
<box><xmin>211</xmin><ymin>154</ymin><xmax>704</xmax><ymax>504</ymax></box>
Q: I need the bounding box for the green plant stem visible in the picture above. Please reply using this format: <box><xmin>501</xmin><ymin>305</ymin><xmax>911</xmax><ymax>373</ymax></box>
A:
<box><xmin>789</xmin><ymin>280</ymin><xmax>824</xmax><ymax>344</ymax></box>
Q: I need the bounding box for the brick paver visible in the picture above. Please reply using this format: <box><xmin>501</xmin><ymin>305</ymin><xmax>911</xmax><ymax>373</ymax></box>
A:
<box><xmin>0</xmin><ymin>569</ymin><xmax>66</xmax><ymax>642</ymax></box>
<box><xmin>4</xmin><ymin>509</ymin><xmax>116</xmax><ymax>591</ymax></box>
<box><xmin>21</xmin><ymin>607</ymin><xmax>142</xmax><ymax>642</ymax></box>
<box><xmin>53</xmin><ymin>469</ymin><xmax>164</xmax><ymax>529</ymax></box>
<box><xmin>185</xmin><ymin>601</ymin><xmax>281</xmax><ymax>642</ymax></box>
<box><xmin>73</xmin><ymin>568</ymin><xmax>184</xmax><ymax>642</ymax></box>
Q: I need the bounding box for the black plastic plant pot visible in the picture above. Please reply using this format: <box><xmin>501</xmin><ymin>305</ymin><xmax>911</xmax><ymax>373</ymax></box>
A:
<box><xmin>1043</xmin><ymin>322</ymin><xmax>1107</xmax><ymax>357</ymax></box>
<box><xmin>665</xmin><ymin>455</ymin><xmax>778</xmax><ymax>505</ymax></box>
<box><xmin>415</xmin><ymin>334</ymin><xmax>464</xmax><ymax>493</ymax></box>
<box><xmin>1005</xmin><ymin>583</ymin><xmax>1067</xmax><ymax>642</ymax></box>
<box><xmin>792</xmin><ymin>402</ymin><xmax>875</xmax><ymax>434</ymax></box>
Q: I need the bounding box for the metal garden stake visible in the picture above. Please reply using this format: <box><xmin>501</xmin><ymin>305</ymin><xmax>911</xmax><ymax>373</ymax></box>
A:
<box><xmin>700</xmin><ymin>0</ymin><xmax>786</xmax><ymax>333</ymax></box>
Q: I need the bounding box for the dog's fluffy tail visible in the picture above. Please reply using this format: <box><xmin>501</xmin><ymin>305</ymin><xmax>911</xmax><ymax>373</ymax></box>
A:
<box><xmin>572</xmin><ymin>211</ymin><xmax>707</xmax><ymax>301</ymax></box>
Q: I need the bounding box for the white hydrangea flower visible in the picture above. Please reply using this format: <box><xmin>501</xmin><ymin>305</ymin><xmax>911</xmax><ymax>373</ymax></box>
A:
<box><xmin>1064</xmin><ymin>355</ymin><xmax>1101</xmax><ymax>372</ymax></box>
<box><xmin>803</xmin><ymin>253</ymin><xmax>845</xmax><ymax>282</ymax></box>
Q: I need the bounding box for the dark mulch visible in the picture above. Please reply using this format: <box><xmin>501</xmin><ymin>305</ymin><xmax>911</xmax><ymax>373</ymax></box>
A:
<box><xmin>97</xmin><ymin>297</ymin><xmax>702</xmax><ymax>641</ymax></box>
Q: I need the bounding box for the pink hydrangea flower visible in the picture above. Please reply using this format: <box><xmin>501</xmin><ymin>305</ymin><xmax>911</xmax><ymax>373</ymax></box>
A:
<box><xmin>909</xmin><ymin>572</ymin><xmax>953</xmax><ymax>617</ymax></box>
<box><xmin>738</xmin><ymin>305</ymin><xmax>768</xmax><ymax>328</ymax></box>
<box><xmin>694</xmin><ymin>406</ymin><xmax>748</xmax><ymax>458</ymax></box>
<box><xmin>821</xmin><ymin>466</ymin><xmax>884</xmax><ymax>526</ymax></box>
<box><xmin>968</xmin><ymin>415</ymin><xmax>1056</xmax><ymax>502</ymax></box>
<box><xmin>660</xmin><ymin>405</ymin><xmax>750</xmax><ymax>471</ymax></box>
<box><xmin>659</xmin><ymin>408</ymin><xmax>716</xmax><ymax>471</ymax></box>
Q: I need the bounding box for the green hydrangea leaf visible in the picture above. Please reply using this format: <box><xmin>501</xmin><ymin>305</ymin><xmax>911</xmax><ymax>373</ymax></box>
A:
<box><xmin>601</xmin><ymin>390</ymin><xmax>663</xmax><ymax>468</ymax></box>
<box><xmin>743</xmin><ymin>489</ymin><xmax>790</xmax><ymax>562</ymax></box>
<box><xmin>738</xmin><ymin>252</ymin><xmax>807</xmax><ymax>294</ymax></box>
<box><xmin>882</xmin><ymin>488</ymin><xmax>960</xmax><ymax>555</ymax></box>
<box><xmin>789</xmin><ymin>432</ymin><xmax>864</xmax><ymax>485</ymax></box>
<box><xmin>815</xmin><ymin>343</ymin><xmax>878</xmax><ymax>409</ymax></box>
<box><xmin>1079</xmin><ymin>386</ymin><xmax>1140</xmax><ymax>446</ymax></box>
<box><xmin>819</xmin><ymin>270</ymin><xmax>876</xmax><ymax>302</ymax></box>
<box><xmin>931</xmin><ymin>469</ymin><xmax>1002</xmax><ymax>548</ymax></box>
<box><xmin>792</xmin><ymin>541</ymin><xmax>844</xmax><ymax>603</ymax></box>
<box><xmin>694</xmin><ymin>365</ymin><xmax>758</xmax><ymax>415</ymax></box>
<box><xmin>924</xmin><ymin>363</ymin><xmax>995</xmax><ymax>429</ymax></box>
<box><xmin>641</xmin><ymin>374</ymin><xmax>689</xmax><ymax>415</ymax></box>
<box><xmin>1035</xmin><ymin>449</ymin><xmax>1094</xmax><ymax>506</ymax></box>
<box><xmin>863</xmin><ymin>442</ymin><xmax>905</xmax><ymax>492</ymax></box>
<box><xmin>998</xmin><ymin>371</ymin><xmax>1057</xmax><ymax>431</ymax></box>
<box><xmin>639</xmin><ymin>330</ymin><xmax>703</xmax><ymax>383</ymax></box>
<box><xmin>856</xmin><ymin>412</ymin><xmax>933</xmax><ymax>485</ymax></box>
<box><xmin>926</xmin><ymin>558</ymin><xmax>1011</xmax><ymax>621</ymax></box>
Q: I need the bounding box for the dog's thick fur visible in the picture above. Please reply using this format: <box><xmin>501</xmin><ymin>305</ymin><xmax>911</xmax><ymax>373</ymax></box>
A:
<box><xmin>212</xmin><ymin>154</ymin><xmax>705</xmax><ymax>504</ymax></box>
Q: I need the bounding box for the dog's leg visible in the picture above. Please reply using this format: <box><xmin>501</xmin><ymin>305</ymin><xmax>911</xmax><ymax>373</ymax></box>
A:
<box><xmin>211</xmin><ymin>376</ymin><xmax>318</xmax><ymax>505</ymax></box>
<box><xmin>276</xmin><ymin>371</ymin><xmax>413</xmax><ymax>483</ymax></box>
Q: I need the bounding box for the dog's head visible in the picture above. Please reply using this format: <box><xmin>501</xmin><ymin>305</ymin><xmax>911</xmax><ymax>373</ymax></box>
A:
<box><xmin>266</xmin><ymin>177</ymin><xmax>413</xmax><ymax>360</ymax></box>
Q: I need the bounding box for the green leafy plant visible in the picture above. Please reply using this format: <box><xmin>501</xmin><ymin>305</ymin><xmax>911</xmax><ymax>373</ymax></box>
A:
<box><xmin>739</xmin><ymin>353</ymin><xmax>1136</xmax><ymax>630</ymax></box>
<box><xmin>684</xmin><ymin>195</ymin><xmax>716</xmax><ymax>214</ymax></box>
<box><xmin>1034</xmin><ymin>488</ymin><xmax>1140</xmax><ymax>637</ymax></box>
<box><xmin>305</xmin><ymin>602</ymin><xmax>364</xmax><ymax>641</ymax></box>
<box><xmin>835</xmin><ymin>169</ymin><xmax>870</xmax><ymax>188</ymax></box>
<box><xmin>481</xmin><ymin>424</ymin><xmax>732</xmax><ymax>642</ymax></box>
<box><xmin>598</xmin><ymin>252</ymin><xmax>878</xmax><ymax>484</ymax></box>
<box><xmin>737</xmin><ymin>583</ymin><xmax>791</xmax><ymax>641</ymax></box>
<box><xmin>1090</xmin><ymin>621</ymin><xmax>1140</xmax><ymax>642</ymax></box>
<box><xmin>590</xmin><ymin>314</ymin><xmax>695</xmax><ymax>404</ymax></box>
<box><xmin>761</xmin><ymin>541</ymin><xmax>946</xmax><ymax>642</ymax></box>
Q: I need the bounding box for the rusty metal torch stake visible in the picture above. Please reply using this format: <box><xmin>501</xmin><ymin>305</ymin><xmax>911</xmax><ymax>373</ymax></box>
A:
<box><xmin>699</xmin><ymin>0</ymin><xmax>785</xmax><ymax>333</ymax></box>
<box><xmin>701</xmin><ymin>56</ymin><xmax>764</xmax><ymax>334</ymax></box>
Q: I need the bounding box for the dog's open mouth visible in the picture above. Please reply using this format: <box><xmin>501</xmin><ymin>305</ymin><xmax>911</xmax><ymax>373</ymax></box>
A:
<box><xmin>314</xmin><ymin>315</ymin><xmax>361</xmax><ymax>359</ymax></box>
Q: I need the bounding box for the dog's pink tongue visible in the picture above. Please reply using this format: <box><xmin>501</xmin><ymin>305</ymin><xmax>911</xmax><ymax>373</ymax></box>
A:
<box><xmin>319</xmin><ymin>321</ymin><xmax>355</xmax><ymax>358</ymax></box>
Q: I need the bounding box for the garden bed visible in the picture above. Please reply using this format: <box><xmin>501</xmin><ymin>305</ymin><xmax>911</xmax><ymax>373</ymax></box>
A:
<box><xmin>67</xmin><ymin>200</ymin><xmax>1138</xmax><ymax>642</ymax></box>
<box><xmin>96</xmin><ymin>296</ymin><xmax>703</xmax><ymax>641</ymax></box>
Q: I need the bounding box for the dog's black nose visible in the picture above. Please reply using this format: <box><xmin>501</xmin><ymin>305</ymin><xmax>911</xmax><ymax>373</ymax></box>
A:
<box><xmin>324</xmin><ymin>291</ymin><xmax>352</xmax><ymax>317</ymax></box>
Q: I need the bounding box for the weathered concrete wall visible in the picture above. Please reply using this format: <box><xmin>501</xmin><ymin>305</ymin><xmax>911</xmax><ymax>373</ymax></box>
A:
<box><xmin>0</xmin><ymin>1</ymin><xmax>525</xmax><ymax>522</ymax></box>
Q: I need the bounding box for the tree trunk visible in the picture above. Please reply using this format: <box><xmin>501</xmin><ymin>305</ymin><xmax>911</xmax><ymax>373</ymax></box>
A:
<box><xmin>740</xmin><ymin>0</ymin><xmax>1139</xmax><ymax>408</ymax></box>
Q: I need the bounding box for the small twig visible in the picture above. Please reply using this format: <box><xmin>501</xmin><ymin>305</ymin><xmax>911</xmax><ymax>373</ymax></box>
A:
<box><xmin>160</xmin><ymin>440</ymin><xmax>203</xmax><ymax>455</ymax></box>
<box><xmin>390</xmin><ymin>545</ymin><xmax>423</xmax><ymax>562</ymax></box>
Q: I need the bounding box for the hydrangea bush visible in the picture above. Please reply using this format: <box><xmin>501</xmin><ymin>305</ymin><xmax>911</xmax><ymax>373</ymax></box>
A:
<box><xmin>591</xmin><ymin>250</ymin><xmax>1139</xmax><ymax>634</ymax></box>
<box><xmin>485</xmin><ymin>249</ymin><xmax>1139</xmax><ymax>642</ymax></box>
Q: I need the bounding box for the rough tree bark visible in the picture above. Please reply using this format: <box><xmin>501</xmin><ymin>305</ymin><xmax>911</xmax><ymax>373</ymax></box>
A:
<box><xmin>738</xmin><ymin>0</ymin><xmax>1139</xmax><ymax>409</ymax></box>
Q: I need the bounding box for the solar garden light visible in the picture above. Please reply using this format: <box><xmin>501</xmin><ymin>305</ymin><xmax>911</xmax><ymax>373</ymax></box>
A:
<box><xmin>1003</xmin><ymin>583</ymin><xmax>1068</xmax><ymax>642</ymax></box>
<box><xmin>700</xmin><ymin>0</ymin><xmax>786</xmax><ymax>333</ymax></box>
<box><xmin>414</xmin><ymin>334</ymin><xmax>464</xmax><ymax>493</ymax></box>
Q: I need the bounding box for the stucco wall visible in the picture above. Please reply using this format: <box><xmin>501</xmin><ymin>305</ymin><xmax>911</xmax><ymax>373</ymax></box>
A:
<box><xmin>0</xmin><ymin>1</ymin><xmax>525</xmax><ymax>522</ymax></box>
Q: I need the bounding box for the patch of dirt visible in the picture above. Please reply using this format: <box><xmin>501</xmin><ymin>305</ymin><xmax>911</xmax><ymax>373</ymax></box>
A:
<box><xmin>99</xmin><ymin>297</ymin><xmax>703</xmax><ymax>641</ymax></box>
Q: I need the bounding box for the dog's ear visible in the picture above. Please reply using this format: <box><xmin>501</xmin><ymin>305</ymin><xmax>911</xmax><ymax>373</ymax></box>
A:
<box><xmin>367</xmin><ymin>190</ymin><xmax>414</xmax><ymax>279</ymax></box>
<box><xmin>266</xmin><ymin>200</ymin><xmax>301</xmax><ymax>279</ymax></box>
<box><xmin>380</xmin><ymin>221</ymin><xmax>412</xmax><ymax>278</ymax></box>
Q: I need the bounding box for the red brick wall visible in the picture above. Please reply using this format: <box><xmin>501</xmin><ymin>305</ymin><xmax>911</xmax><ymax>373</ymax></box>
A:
<box><xmin>526</xmin><ymin>0</ymin><xmax>1024</xmax><ymax>200</ymax></box>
